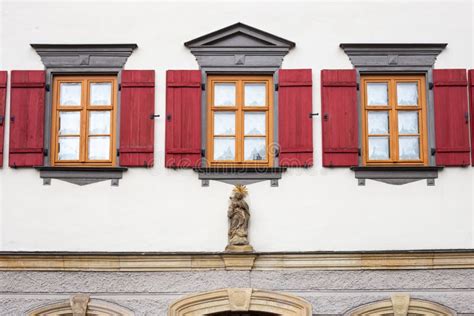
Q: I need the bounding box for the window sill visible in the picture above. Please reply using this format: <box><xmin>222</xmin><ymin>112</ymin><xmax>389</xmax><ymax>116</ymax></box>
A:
<box><xmin>193</xmin><ymin>167</ymin><xmax>287</xmax><ymax>187</ymax></box>
<box><xmin>36</xmin><ymin>166</ymin><xmax>128</xmax><ymax>186</ymax></box>
<box><xmin>350</xmin><ymin>166</ymin><xmax>443</xmax><ymax>186</ymax></box>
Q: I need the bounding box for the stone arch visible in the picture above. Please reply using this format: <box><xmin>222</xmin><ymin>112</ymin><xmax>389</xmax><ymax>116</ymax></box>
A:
<box><xmin>345</xmin><ymin>294</ymin><xmax>456</xmax><ymax>316</ymax></box>
<box><xmin>28</xmin><ymin>295</ymin><xmax>134</xmax><ymax>316</ymax></box>
<box><xmin>168</xmin><ymin>288</ymin><xmax>312</xmax><ymax>316</ymax></box>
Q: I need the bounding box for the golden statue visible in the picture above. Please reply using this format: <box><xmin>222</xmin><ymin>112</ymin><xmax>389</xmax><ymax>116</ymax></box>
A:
<box><xmin>226</xmin><ymin>185</ymin><xmax>254</xmax><ymax>252</ymax></box>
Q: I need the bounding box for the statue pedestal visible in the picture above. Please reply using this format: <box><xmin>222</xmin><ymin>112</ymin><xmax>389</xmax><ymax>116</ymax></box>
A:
<box><xmin>225</xmin><ymin>244</ymin><xmax>254</xmax><ymax>252</ymax></box>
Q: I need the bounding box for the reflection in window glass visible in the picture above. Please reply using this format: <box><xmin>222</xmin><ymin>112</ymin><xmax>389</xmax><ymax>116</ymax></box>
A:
<box><xmin>214</xmin><ymin>137</ymin><xmax>235</xmax><ymax>160</ymax></box>
<box><xmin>244</xmin><ymin>112</ymin><xmax>266</xmax><ymax>135</ymax></box>
<box><xmin>244</xmin><ymin>137</ymin><xmax>266</xmax><ymax>160</ymax></box>
<box><xmin>368</xmin><ymin>136</ymin><xmax>389</xmax><ymax>160</ymax></box>
<box><xmin>60</xmin><ymin>83</ymin><xmax>81</xmax><ymax>106</ymax></box>
<box><xmin>397</xmin><ymin>82</ymin><xmax>418</xmax><ymax>105</ymax></box>
<box><xmin>244</xmin><ymin>83</ymin><xmax>266</xmax><ymax>106</ymax></box>
<box><xmin>214</xmin><ymin>83</ymin><xmax>236</xmax><ymax>106</ymax></box>
<box><xmin>367</xmin><ymin>83</ymin><xmax>388</xmax><ymax>105</ymax></box>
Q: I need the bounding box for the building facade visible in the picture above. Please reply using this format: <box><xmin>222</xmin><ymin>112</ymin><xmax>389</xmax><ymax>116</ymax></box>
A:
<box><xmin>0</xmin><ymin>0</ymin><xmax>473</xmax><ymax>315</ymax></box>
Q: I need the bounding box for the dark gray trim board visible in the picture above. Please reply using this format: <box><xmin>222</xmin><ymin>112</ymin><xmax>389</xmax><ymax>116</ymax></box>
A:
<box><xmin>351</xmin><ymin>166</ymin><xmax>442</xmax><ymax>186</ymax></box>
<box><xmin>194</xmin><ymin>167</ymin><xmax>286</xmax><ymax>187</ymax></box>
<box><xmin>37</xmin><ymin>167</ymin><xmax>127</xmax><ymax>186</ymax></box>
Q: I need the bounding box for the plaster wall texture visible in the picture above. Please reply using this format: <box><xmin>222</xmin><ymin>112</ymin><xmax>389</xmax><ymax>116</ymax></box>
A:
<box><xmin>1</xmin><ymin>269</ymin><xmax>474</xmax><ymax>315</ymax></box>
<box><xmin>0</xmin><ymin>0</ymin><xmax>473</xmax><ymax>252</ymax></box>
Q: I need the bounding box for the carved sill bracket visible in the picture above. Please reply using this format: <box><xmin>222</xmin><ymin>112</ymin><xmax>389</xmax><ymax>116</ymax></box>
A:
<box><xmin>351</xmin><ymin>166</ymin><xmax>443</xmax><ymax>186</ymax></box>
<box><xmin>36</xmin><ymin>166</ymin><xmax>127</xmax><ymax>186</ymax></box>
<box><xmin>194</xmin><ymin>167</ymin><xmax>286</xmax><ymax>187</ymax></box>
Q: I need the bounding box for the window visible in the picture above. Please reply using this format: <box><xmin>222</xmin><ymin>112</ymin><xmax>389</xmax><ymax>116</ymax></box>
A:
<box><xmin>361</xmin><ymin>75</ymin><xmax>428</xmax><ymax>166</ymax></box>
<box><xmin>51</xmin><ymin>76</ymin><xmax>117</xmax><ymax>166</ymax></box>
<box><xmin>207</xmin><ymin>75</ymin><xmax>274</xmax><ymax>167</ymax></box>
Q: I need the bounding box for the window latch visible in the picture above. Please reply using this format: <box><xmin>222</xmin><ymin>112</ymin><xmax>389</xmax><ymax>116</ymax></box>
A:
<box><xmin>150</xmin><ymin>114</ymin><xmax>160</xmax><ymax>120</ymax></box>
<box><xmin>309</xmin><ymin>113</ymin><xmax>319</xmax><ymax>118</ymax></box>
<box><xmin>10</xmin><ymin>115</ymin><xmax>15</xmax><ymax>123</ymax></box>
<box><xmin>323</xmin><ymin>113</ymin><xmax>329</xmax><ymax>121</ymax></box>
<box><xmin>166</xmin><ymin>114</ymin><xmax>172</xmax><ymax>121</ymax></box>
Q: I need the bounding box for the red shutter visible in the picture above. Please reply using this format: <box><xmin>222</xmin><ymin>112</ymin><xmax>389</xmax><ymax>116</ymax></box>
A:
<box><xmin>9</xmin><ymin>70</ymin><xmax>45</xmax><ymax>168</ymax></box>
<box><xmin>119</xmin><ymin>70</ymin><xmax>155</xmax><ymax>167</ymax></box>
<box><xmin>165</xmin><ymin>70</ymin><xmax>201</xmax><ymax>168</ymax></box>
<box><xmin>321</xmin><ymin>69</ymin><xmax>358</xmax><ymax>167</ymax></box>
<box><xmin>469</xmin><ymin>70</ymin><xmax>474</xmax><ymax>166</ymax></box>
<box><xmin>433</xmin><ymin>69</ymin><xmax>470</xmax><ymax>166</ymax></box>
<box><xmin>278</xmin><ymin>69</ymin><xmax>313</xmax><ymax>167</ymax></box>
<box><xmin>0</xmin><ymin>71</ymin><xmax>7</xmax><ymax>167</ymax></box>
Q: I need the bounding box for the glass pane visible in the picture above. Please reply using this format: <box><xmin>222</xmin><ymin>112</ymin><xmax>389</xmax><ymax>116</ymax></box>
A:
<box><xmin>214</xmin><ymin>83</ymin><xmax>236</xmax><ymax>106</ymax></box>
<box><xmin>244</xmin><ymin>83</ymin><xmax>266</xmax><ymax>106</ymax></box>
<box><xmin>214</xmin><ymin>137</ymin><xmax>235</xmax><ymax>160</ymax></box>
<box><xmin>244</xmin><ymin>137</ymin><xmax>266</xmax><ymax>161</ymax></box>
<box><xmin>244</xmin><ymin>112</ymin><xmax>266</xmax><ymax>135</ymax></box>
<box><xmin>397</xmin><ymin>82</ymin><xmax>418</xmax><ymax>105</ymax></box>
<box><xmin>368</xmin><ymin>111</ymin><xmax>389</xmax><ymax>135</ymax></box>
<box><xmin>90</xmin><ymin>82</ymin><xmax>112</xmax><ymax>105</ymax></box>
<box><xmin>58</xmin><ymin>137</ymin><xmax>80</xmax><ymax>160</ymax></box>
<box><xmin>88</xmin><ymin>136</ymin><xmax>110</xmax><ymax>160</ymax></box>
<box><xmin>398</xmin><ymin>111</ymin><xmax>419</xmax><ymax>134</ymax></box>
<box><xmin>59</xmin><ymin>111</ymin><xmax>80</xmax><ymax>135</ymax></box>
<box><xmin>89</xmin><ymin>111</ymin><xmax>111</xmax><ymax>135</ymax></box>
<box><xmin>368</xmin><ymin>136</ymin><xmax>389</xmax><ymax>160</ymax></box>
<box><xmin>60</xmin><ymin>83</ymin><xmax>81</xmax><ymax>106</ymax></box>
<box><xmin>214</xmin><ymin>112</ymin><xmax>235</xmax><ymax>135</ymax></box>
<box><xmin>399</xmin><ymin>136</ymin><xmax>420</xmax><ymax>160</ymax></box>
<box><xmin>367</xmin><ymin>83</ymin><xmax>388</xmax><ymax>105</ymax></box>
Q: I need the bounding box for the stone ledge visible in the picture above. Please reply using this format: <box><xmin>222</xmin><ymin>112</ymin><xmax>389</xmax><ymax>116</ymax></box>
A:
<box><xmin>0</xmin><ymin>251</ymin><xmax>473</xmax><ymax>272</ymax></box>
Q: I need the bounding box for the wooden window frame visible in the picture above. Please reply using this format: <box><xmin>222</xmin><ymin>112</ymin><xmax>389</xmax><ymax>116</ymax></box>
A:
<box><xmin>361</xmin><ymin>74</ymin><xmax>428</xmax><ymax>166</ymax></box>
<box><xmin>51</xmin><ymin>75</ymin><xmax>117</xmax><ymax>167</ymax></box>
<box><xmin>207</xmin><ymin>75</ymin><xmax>274</xmax><ymax>167</ymax></box>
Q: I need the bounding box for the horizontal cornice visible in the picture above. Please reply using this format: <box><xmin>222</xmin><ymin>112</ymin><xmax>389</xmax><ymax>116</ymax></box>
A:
<box><xmin>0</xmin><ymin>250</ymin><xmax>473</xmax><ymax>271</ymax></box>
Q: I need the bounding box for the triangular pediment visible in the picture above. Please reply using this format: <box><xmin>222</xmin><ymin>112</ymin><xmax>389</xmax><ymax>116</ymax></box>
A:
<box><xmin>185</xmin><ymin>22</ymin><xmax>295</xmax><ymax>48</ymax></box>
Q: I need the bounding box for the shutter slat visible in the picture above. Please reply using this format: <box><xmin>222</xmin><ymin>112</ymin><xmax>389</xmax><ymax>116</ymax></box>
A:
<box><xmin>9</xmin><ymin>70</ymin><xmax>45</xmax><ymax>168</ymax></box>
<box><xmin>433</xmin><ymin>69</ymin><xmax>470</xmax><ymax>166</ymax></box>
<box><xmin>278</xmin><ymin>69</ymin><xmax>313</xmax><ymax>167</ymax></box>
<box><xmin>0</xmin><ymin>71</ymin><xmax>6</xmax><ymax>167</ymax></box>
<box><xmin>119</xmin><ymin>70</ymin><xmax>155</xmax><ymax>167</ymax></box>
<box><xmin>321</xmin><ymin>69</ymin><xmax>358</xmax><ymax>167</ymax></box>
<box><xmin>165</xmin><ymin>70</ymin><xmax>202</xmax><ymax>168</ymax></box>
<box><xmin>470</xmin><ymin>70</ymin><xmax>474</xmax><ymax>166</ymax></box>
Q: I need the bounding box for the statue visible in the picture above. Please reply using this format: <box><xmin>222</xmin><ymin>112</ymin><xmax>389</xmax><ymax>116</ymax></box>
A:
<box><xmin>226</xmin><ymin>185</ymin><xmax>254</xmax><ymax>252</ymax></box>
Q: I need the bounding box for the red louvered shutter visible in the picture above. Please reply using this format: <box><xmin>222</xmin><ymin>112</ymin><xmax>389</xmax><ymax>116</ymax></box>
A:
<box><xmin>119</xmin><ymin>70</ymin><xmax>155</xmax><ymax>167</ymax></box>
<box><xmin>9</xmin><ymin>70</ymin><xmax>45</xmax><ymax>168</ymax></box>
<box><xmin>433</xmin><ymin>69</ymin><xmax>470</xmax><ymax>166</ymax></box>
<box><xmin>278</xmin><ymin>69</ymin><xmax>313</xmax><ymax>167</ymax></box>
<box><xmin>321</xmin><ymin>69</ymin><xmax>358</xmax><ymax>167</ymax></box>
<box><xmin>0</xmin><ymin>71</ymin><xmax>7</xmax><ymax>167</ymax></box>
<box><xmin>469</xmin><ymin>70</ymin><xmax>474</xmax><ymax>166</ymax></box>
<box><xmin>165</xmin><ymin>70</ymin><xmax>201</xmax><ymax>168</ymax></box>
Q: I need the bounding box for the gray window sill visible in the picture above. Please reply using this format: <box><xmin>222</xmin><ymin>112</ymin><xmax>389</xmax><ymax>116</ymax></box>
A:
<box><xmin>193</xmin><ymin>167</ymin><xmax>287</xmax><ymax>187</ymax></box>
<box><xmin>36</xmin><ymin>166</ymin><xmax>128</xmax><ymax>186</ymax></box>
<box><xmin>350</xmin><ymin>166</ymin><xmax>443</xmax><ymax>186</ymax></box>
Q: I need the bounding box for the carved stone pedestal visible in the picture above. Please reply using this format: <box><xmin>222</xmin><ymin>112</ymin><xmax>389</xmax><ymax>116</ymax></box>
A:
<box><xmin>225</xmin><ymin>245</ymin><xmax>254</xmax><ymax>253</ymax></box>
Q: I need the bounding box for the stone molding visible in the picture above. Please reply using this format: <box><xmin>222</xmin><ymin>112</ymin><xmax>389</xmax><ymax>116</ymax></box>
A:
<box><xmin>167</xmin><ymin>288</ymin><xmax>312</xmax><ymax>316</ymax></box>
<box><xmin>1</xmin><ymin>251</ymin><xmax>473</xmax><ymax>271</ymax></box>
<box><xmin>27</xmin><ymin>296</ymin><xmax>134</xmax><ymax>316</ymax></box>
<box><xmin>345</xmin><ymin>295</ymin><xmax>455</xmax><ymax>316</ymax></box>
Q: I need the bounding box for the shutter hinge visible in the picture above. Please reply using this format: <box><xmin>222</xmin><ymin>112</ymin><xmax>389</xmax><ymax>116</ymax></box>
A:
<box><xmin>201</xmin><ymin>149</ymin><xmax>206</xmax><ymax>157</ymax></box>
<box><xmin>43</xmin><ymin>148</ymin><xmax>48</xmax><ymax>156</ymax></box>
<box><xmin>118</xmin><ymin>83</ymin><xmax>122</xmax><ymax>91</ymax></box>
<box><xmin>429</xmin><ymin>82</ymin><xmax>434</xmax><ymax>90</ymax></box>
<box><xmin>465</xmin><ymin>112</ymin><xmax>469</xmax><ymax>124</ymax></box>
<box><xmin>117</xmin><ymin>149</ymin><xmax>120</xmax><ymax>157</ymax></box>
<box><xmin>309</xmin><ymin>113</ymin><xmax>319</xmax><ymax>118</ymax></box>
<box><xmin>150</xmin><ymin>114</ymin><xmax>160</xmax><ymax>120</ymax></box>
<box><xmin>45</xmin><ymin>84</ymin><xmax>50</xmax><ymax>92</ymax></box>
<box><xmin>201</xmin><ymin>83</ymin><xmax>205</xmax><ymax>91</ymax></box>
<box><xmin>274</xmin><ymin>83</ymin><xmax>279</xmax><ymax>92</ymax></box>
<box><xmin>358</xmin><ymin>148</ymin><xmax>361</xmax><ymax>156</ymax></box>
<box><xmin>274</xmin><ymin>147</ymin><xmax>280</xmax><ymax>158</ymax></box>
<box><xmin>0</xmin><ymin>115</ymin><xmax>4</xmax><ymax>126</ymax></box>
<box><xmin>431</xmin><ymin>148</ymin><xmax>436</xmax><ymax>155</ymax></box>
<box><xmin>356</xmin><ymin>83</ymin><xmax>360</xmax><ymax>91</ymax></box>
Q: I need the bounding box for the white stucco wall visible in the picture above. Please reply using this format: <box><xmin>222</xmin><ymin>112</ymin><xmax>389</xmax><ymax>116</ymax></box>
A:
<box><xmin>0</xmin><ymin>0</ymin><xmax>473</xmax><ymax>252</ymax></box>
